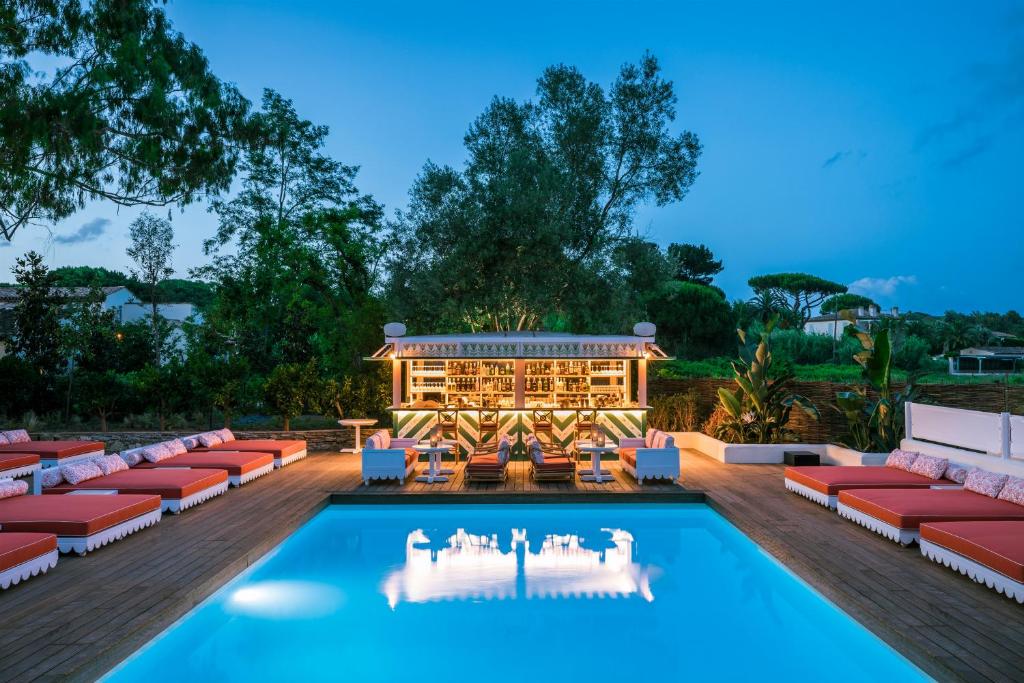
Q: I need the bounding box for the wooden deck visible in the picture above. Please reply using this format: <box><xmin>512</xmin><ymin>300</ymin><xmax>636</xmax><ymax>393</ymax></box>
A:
<box><xmin>0</xmin><ymin>451</ymin><xmax>1021</xmax><ymax>682</ymax></box>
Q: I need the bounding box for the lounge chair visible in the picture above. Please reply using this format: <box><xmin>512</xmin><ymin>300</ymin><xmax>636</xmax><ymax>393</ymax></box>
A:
<box><xmin>465</xmin><ymin>436</ymin><xmax>511</xmax><ymax>483</ymax></box>
<box><xmin>0</xmin><ymin>429</ymin><xmax>104</xmax><ymax>467</ymax></box>
<box><xmin>125</xmin><ymin>439</ymin><xmax>274</xmax><ymax>487</ymax></box>
<box><xmin>785</xmin><ymin>451</ymin><xmax>962</xmax><ymax>509</ymax></box>
<box><xmin>1</xmin><ymin>532</ymin><xmax>58</xmax><ymax>589</ymax></box>
<box><xmin>361</xmin><ymin>430</ymin><xmax>419</xmax><ymax>485</ymax></box>
<box><xmin>919</xmin><ymin>520</ymin><xmax>1024</xmax><ymax>603</ymax></box>
<box><xmin>0</xmin><ymin>485</ymin><xmax>161</xmax><ymax>554</ymax></box>
<box><xmin>527</xmin><ymin>434</ymin><xmax>577</xmax><ymax>482</ymax></box>
<box><xmin>837</xmin><ymin>484</ymin><xmax>1024</xmax><ymax>546</ymax></box>
<box><xmin>0</xmin><ymin>453</ymin><xmax>41</xmax><ymax>494</ymax></box>
<box><xmin>185</xmin><ymin>429</ymin><xmax>307</xmax><ymax>468</ymax></box>
<box><xmin>617</xmin><ymin>428</ymin><xmax>680</xmax><ymax>484</ymax></box>
<box><xmin>43</xmin><ymin>460</ymin><xmax>228</xmax><ymax>514</ymax></box>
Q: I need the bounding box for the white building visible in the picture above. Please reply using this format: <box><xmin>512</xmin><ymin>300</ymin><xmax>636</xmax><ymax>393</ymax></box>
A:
<box><xmin>804</xmin><ymin>305</ymin><xmax>899</xmax><ymax>337</ymax></box>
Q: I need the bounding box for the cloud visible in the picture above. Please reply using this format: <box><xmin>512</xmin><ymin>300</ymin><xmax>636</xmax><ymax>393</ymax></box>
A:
<box><xmin>54</xmin><ymin>218</ymin><xmax>109</xmax><ymax>245</ymax></box>
<box><xmin>848</xmin><ymin>275</ymin><xmax>918</xmax><ymax>298</ymax></box>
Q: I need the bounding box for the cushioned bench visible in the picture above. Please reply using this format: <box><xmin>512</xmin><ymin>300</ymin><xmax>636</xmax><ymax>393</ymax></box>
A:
<box><xmin>191</xmin><ymin>439</ymin><xmax>307</xmax><ymax>468</ymax></box>
<box><xmin>0</xmin><ymin>440</ymin><xmax>105</xmax><ymax>467</ymax></box>
<box><xmin>135</xmin><ymin>451</ymin><xmax>274</xmax><ymax>487</ymax></box>
<box><xmin>0</xmin><ymin>453</ymin><xmax>41</xmax><ymax>494</ymax></box>
<box><xmin>45</xmin><ymin>468</ymin><xmax>229</xmax><ymax>514</ymax></box>
<box><xmin>0</xmin><ymin>532</ymin><xmax>59</xmax><ymax>589</ymax></box>
<box><xmin>785</xmin><ymin>466</ymin><xmax>961</xmax><ymax>509</ymax></box>
<box><xmin>919</xmin><ymin>520</ymin><xmax>1024</xmax><ymax>603</ymax></box>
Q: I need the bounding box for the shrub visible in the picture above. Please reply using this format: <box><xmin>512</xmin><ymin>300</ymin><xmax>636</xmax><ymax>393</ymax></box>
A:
<box><xmin>263</xmin><ymin>361</ymin><xmax>321</xmax><ymax>431</ymax></box>
<box><xmin>893</xmin><ymin>334</ymin><xmax>932</xmax><ymax>372</ymax></box>
<box><xmin>649</xmin><ymin>390</ymin><xmax>705</xmax><ymax>432</ymax></box>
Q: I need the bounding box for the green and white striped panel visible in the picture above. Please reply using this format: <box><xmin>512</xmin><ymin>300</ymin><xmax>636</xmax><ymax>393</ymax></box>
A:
<box><xmin>551</xmin><ymin>411</ymin><xmax>577</xmax><ymax>449</ymax></box>
<box><xmin>456</xmin><ymin>411</ymin><xmax>482</xmax><ymax>458</ymax></box>
<box><xmin>597</xmin><ymin>410</ymin><xmax>645</xmax><ymax>444</ymax></box>
<box><xmin>393</xmin><ymin>410</ymin><xmax>438</xmax><ymax>442</ymax></box>
<box><xmin>500</xmin><ymin>411</ymin><xmax>528</xmax><ymax>458</ymax></box>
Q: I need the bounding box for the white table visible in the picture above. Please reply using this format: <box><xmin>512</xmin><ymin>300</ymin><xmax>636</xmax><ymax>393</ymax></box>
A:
<box><xmin>577</xmin><ymin>442</ymin><xmax>617</xmax><ymax>483</ymax></box>
<box><xmin>338</xmin><ymin>419</ymin><xmax>377</xmax><ymax>453</ymax></box>
<box><xmin>413</xmin><ymin>445</ymin><xmax>450</xmax><ymax>483</ymax></box>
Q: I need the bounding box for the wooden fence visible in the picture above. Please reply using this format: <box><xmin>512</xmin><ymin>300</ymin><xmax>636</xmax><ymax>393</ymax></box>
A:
<box><xmin>649</xmin><ymin>378</ymin><xmax>1024</xmax><ymax>445</ymax></box>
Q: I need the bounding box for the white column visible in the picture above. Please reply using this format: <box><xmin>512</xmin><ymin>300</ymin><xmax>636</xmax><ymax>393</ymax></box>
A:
<box><xmin>392</xmin><ymin>358</ymin><xmax>402</xmax><ymax>409</ymax></box>
<box><xmin>637</xmin><ymin>358</ymin><xmax>648</xmax><ymax>407</ymax></box>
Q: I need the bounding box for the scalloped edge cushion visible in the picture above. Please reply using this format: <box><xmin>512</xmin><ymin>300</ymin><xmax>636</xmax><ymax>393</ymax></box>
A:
<box><xmin>964</xmin><ymin>468</ymin><xmax>1009</xmax><ymax>499</ymax></box>
<box><xmin>996</xmin><ymin>476</ymin><xmax>1024</xmax><ymax>507</ymax></box>
<box><xmin>909</xmin><ymin>454</ymin><xmax>948</xmax><ymax>480</ymax></box>
<box><xmin>94</xmin><ymin>454</ymin><xmax>129</xmax><ymax>476</ymax></box>
<box><xmin>885</xmin><ymin>448</ymin><xmax>919</xmax><ymax>472</ymax></box>
<box><xmin>0</xmin><ymin>478</ymin><xmax>29</xmax><ymax>499</ymax></box>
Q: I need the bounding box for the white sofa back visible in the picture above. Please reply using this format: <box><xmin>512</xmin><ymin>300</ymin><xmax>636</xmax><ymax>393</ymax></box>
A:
<box><xmin>902</xmin><ymin>402</ymin><xmax>1024</xmax><ymax>477</ymax></box>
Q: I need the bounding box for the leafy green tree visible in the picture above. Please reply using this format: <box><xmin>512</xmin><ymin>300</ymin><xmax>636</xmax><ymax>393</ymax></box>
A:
<box><xmin>10</xmin><ymin>251</ymin><xmax>64</xmax><ymax>377</ymax></box>
<box><xmin>387</xmin><ymin>53</ymin><xmax>701</xmax><ymax>332</ymax></box>
<box><xmin>51</xmin><ymin>266</ymin><xmax>133</xmax><ymax>288</ymax></box>
<box><xmin>748</xmin><ymin>273</ymin><xmax>848</xmax><ymax>325</ymax></box>
<box><xmin>75</xmin><ymin>370</ymin><xmax>128</xmax><ymax>431</ymax></box>
<box><xmin>820</xmin><ymin>293</ymin><xmax>876</xmax><ymax>314</ymax></box>
<box><xmin>666</xmin><ymin>243</ymin><xmax>722</xmax><ymax>285</ymax></box>
<box><xmin>128</xmin><ymin>361</ymin><xmax>190</xmax><ymax>431</ymax></box>
<box><xmin>127</xmin><ymin>212</ymin><xmax>176</xmax><ymax>364</ymax></box>
<box><xmin>0</xmin><ymin>0</ymin><xmax>249</xmax><ymax>240</ymax></box>
<box><xmin>648</xmin><ymin>281</ymin><xmax>733</xmax><ymax>358</ymax></box>
<box><xmin>263</xmin><ymin>361</ymin><xmax>321</xmax><ymax>431</ymax></box>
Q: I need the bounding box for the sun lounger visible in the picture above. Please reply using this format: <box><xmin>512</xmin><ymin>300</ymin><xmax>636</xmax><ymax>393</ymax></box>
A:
<box><xmin>43</xmin><ymin>466</ymin><xmax>228</xmax><ymax>514</ymax></box>
<box><xmin>128</xmin><ymin>442</ymin><xmax>274</xmax><ymax>487</ymax></box>
<box><xmin>837</xmin><ymin>488</ymin><xmax>1024</xmax><ymax>545</ymax></box>
<box><xmin>0</xmin><ymin>532</ymin><xmax>58</xmax><ymax>589</ymax></box>
<box><xmin>0</xmin><ymin>453</ymin><xmax>41</xmax><ymax>494</ymax></box>
<box><xmin>185</xmin><ymin>430</ymin><xmax>306</xmax><ymax>468</ymax></box>
<box><xmin>527</xmin><ymin>434</ymin><xmax>576</xmax><ymax>482</ymax></box>
<box><xmin>919</xmin><ymin>520</ymin><xmax>1024</xmax><ymax>603</ymax></box>
<box><xmin>786</xmin><ymin>466</ymin><xmax>961</xmax><ymax>509</ymax></box>
<box><xmin>465</xmin><ymin>436</ymin><xmax>511</xmax><ymax>483</ymax></box>
<box><xmin>0</xmin><ymin>491</ymin><xmax>161</xmax><ymax>554</ymax></box>
<box><xmin>0</xmin><ymin>428</ymin><xmax>104</xmax><ymax>467</ymax></box>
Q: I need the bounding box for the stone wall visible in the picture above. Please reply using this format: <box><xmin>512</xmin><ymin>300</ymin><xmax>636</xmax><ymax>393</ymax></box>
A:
<box><xmin>29</xmin><ymin>428</ymin><xmax>377</xmax><ymax>453</ymax></box>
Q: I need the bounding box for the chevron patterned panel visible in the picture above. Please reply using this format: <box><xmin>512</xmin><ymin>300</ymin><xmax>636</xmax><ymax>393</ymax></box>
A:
<box><xmin>499</xmin><ymin>411</ymin><xmax>528</xmax><ymax>458</ymax></box>
<box><xmin>455</xmin><ymin>411</ymin><xmax>481</xmax><ymax>458</ymax></box>
<box><xmin>394</xmin><ymin>410</ymin><xmax>438</xmax><ymax>442</ymax></box>
<box><xmin>596</xmin><ymin>410</ymin><xmax>645</xmax><ymax>444</ymax></box>
<box><xmin>551</xmin><ymin>411</ymin><xmax>577</xmax><ymax>450</ymax></box>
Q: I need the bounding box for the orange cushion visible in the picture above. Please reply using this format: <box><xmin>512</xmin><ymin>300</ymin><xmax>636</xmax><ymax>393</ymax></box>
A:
<box><xmin>196</xmin><ymin>440</ymin><xmax>305</xmax><ymax>458</ymax></box>
<box><xmin>619</xmin><ymin>448</ymin><xmax>637</xmax><ymax>467</ymax></box>
<box><xmin>134</xmin><ymin>451</ymin><xmax>273</xmax><ymax>476</ymax></box>
<box><xmin>920</xmin><ymin>521</ymin><xmax>1024</xmax><ymax>582</ymax></box>
<box><xmin>535</xmin><ymin>457</ymin><xmax>575</xmax><ymax>471</ymax></box>
<box><xmin>0</xmin><ymin>532</ymin><xmax>57</xmax><ymax>571</ymax></box>
<box><xmin>404</xmin><ymin>449</ymin><xmax>419</xmax><ymax>467</ymax></box>
<box><xmin>786</xmin><ymin>466</ymin><xmax>941</xmax><ymax>496</ymax></box>
<box><xmin>0</xmin><ymin>441</ymin><xmax>103</xmax><ymax>459</ymax></box>
<box><xmin>0</xmin><ymin>453</ymin><xmax>40</xmax><ymax>470</ymax></box>
<box><xmin>45</xmin><ymin>469</ymin><xmax>227</xmax><ymax>500</ymax></box>
<box><xmin>0</xmin><ymin>494</ymin><xmax>160</xmax><ymax>536</ymax></box>
<box><xmin>838</xmin><ymin>489</ymin><xmax>1024</xmax><ymax>529</ymax></box>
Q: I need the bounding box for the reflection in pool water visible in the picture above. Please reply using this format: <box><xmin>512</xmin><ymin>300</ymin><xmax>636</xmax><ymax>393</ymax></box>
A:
<box><xmin>382</xmin><ymin>527</ymin><xmax>655</xmax><ymax>607</ymax></box>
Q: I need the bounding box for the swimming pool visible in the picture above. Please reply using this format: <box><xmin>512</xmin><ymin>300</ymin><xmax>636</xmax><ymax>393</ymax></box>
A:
<box><xmin>106</xmin><ymin>504</ymin><xmax>925</xmax><ymax>681</ymax></box>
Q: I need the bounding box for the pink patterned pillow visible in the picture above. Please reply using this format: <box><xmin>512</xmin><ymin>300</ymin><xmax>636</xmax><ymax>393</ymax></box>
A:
<box><xmin>885</xmin><ymin>449</ymin><xmax>919</xmax><ymax>472</ymax></box>
<box><xmin>120</xmin><ymin>448</ymin><xmax>144</xmax><ymax>467</ymax></box>
<box><xmin>94</xmin><ymin>454</ymin><xmax>129</xmax><ymax>476</ymax></box>
<box><xmin>0</xmin><ymin>433</ymin><xmax>8</xmax><ymax>445</ymax></box>
<box><xmin>0</xmin><ymin>478</ymin><xmax>28</xmax><ymax>499</ymax></box>
<box><xmin>197</xmin><ymin>432</ymin><xmax>223</xmax><ymax>447</ymax></box>
<box><xmin>944</xmin><ymin>462</ymin><xmax>968</xmax><ymax>484</ymax></box>
<box><xmin>142</xmin><ymin>443</ymin><xmax>176</xmax><ymax>463</ymax></box>
<box><xmin>60</xmin><ymin>461</ymin><xmax>104</xmax><ymax>485</ymax></box>
<box><xmin>3</xmin><ymin>429</ymin><xmax>30</xmax><ymax>444</ymax></box>
<box><xmin>181</xmin><ymin>435</ymin><xmax>200</xmax><ymax>450</ymax></box>
<box><xmin>166</xmin><ymin>438</ymin><xmax>188</xmax><ymax>455</ymax></box>
<box><xmin>40</xmin><ymin>467</ymin><xmax>63</xmax><ymax>488</ymax></box>
<box><xmin>963</xmin><ymin>469</ymin><xmax>1009</xmax><ymax>498</ymax></box>
<box><xmin>215</xmin><ymin>428</ymin><xmax>235</xmax><ymax>442</ymax></box>
<box><xmin>996</xmin><ymin>476</ymin><xmax>1024</xmax><ymax>507</ymax></box>
<box><xmin>908</xmin><ymin>454</ymin><xmax>948</xmax><ymax>480</ymax></box>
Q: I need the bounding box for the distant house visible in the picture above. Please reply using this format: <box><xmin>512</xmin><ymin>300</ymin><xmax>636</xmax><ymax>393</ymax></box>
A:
<box><xmin>804</xmin><ymin>305</ymin><xmax>900</xmax><ymax>337</ymax></box>
<box><xmin>949</xmin><ymin>347</ymin><xmax>1024</xmax><ymax>375</ymax></box>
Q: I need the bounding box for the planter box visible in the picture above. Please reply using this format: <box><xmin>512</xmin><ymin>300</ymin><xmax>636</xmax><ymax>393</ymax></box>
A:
<box><xmin>669</xmin><ymin>432</ymin><xmax>885</xmax><ymax>466</ymax></box>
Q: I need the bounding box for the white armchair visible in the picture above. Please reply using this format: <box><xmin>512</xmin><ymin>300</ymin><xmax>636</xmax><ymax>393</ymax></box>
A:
<box><xmin>618</xmin><ymin>429</ymin><xmax>679</xmax><ymax>484</ymax></box>
<box><xmin>361</xmin><ymin>430</ymin><xmax>419</xmax><ymax>485</ymax></box>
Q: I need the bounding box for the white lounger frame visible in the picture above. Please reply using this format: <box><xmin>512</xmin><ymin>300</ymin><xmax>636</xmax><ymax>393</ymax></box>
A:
<box><xmin>920</xmin><ymin>539</ymin><xmax>1024</xmax><ymax>604</ymax></box>
<box><xmin>41</xmin><ymin>449</ymin><xmax>105</xmax><ymax>468</ymax></box>
<box><xmin>163</xmin><ymin>480</ymin><xmax>229</xmax><ymax>513</ymax></box>
<box><xmin>58</xmin><ymin>507</ymin><xmax>163</xmax><ymax>555</ymax></box>
<box><xmin>276</xmin><ymin>448</ymin><xmax>307</xmax><ymax>468</ymax></box>
<box><xmin>837</xmin><ymin>502</ymin><xmax>919</xmax><ymax>546</ymax></box>
<box><xmin>617</xmin><ymin>438</ymin><xmax>680</xmax><ymax>484</ymax></box>
<box><xmin>785</xmin><ymin>477</ymin><xmax>962</xmax><ymax>510</ymax></box>
<box><xmin>1</xmin><ymin>462</ymin><xmax>42</xmax><ymax>494</ymax></box>
<box><xmin>155</xmin><ymin>461</ymin><xmax>274</xmax><ymax>487</ymax></box>
<box><xmin>0</xmin><ymin>548</ymin><xmax>58</xmax><ymax>589</ymax></box>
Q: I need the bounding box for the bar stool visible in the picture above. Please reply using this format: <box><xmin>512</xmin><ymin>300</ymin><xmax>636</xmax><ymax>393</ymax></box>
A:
<box><xmin>438</xmin><ymin>410</ymin><xmax>459</xmax><ymax>466</ymax></box>
<box><xmin>575</xmin><ymin>410</ymin><xmax>596</xmax><ymax>443</ymax></box>
<box><xmin>479</xmin><ymin>410</ymin><xmax>498</xmax><ymax>439</ymax></box>
<box><xmin>533</xmin><ymin>409</ymin><xmax>553</xmax><ymax>445</ymax></box>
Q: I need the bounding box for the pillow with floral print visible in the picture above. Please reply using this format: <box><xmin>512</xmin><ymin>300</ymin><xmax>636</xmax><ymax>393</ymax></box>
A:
<box><xmin>0</xmin><ymin>478</ymin><xmax>28</xmax><ymax>499</ymax></box>
<box><xmin>3</xmin><ymin>429</ymin><xmax>31</xmax><ymax>444</ymax></box>
<box><xmin>120</xmin><ymin>448</ymin><xmax>144</xmax><ymax>467</ymax></box>
<box><xmin>142</xmin><ymin>442</ymin><xmax>177</xmax><ymax>463</ymax></box>
<box><xmin>963</xmin><ymin>468</ymin><xmax>1009</xmax><ymax>499</ymax></box>
<box><xmin>497</xmin><ymin>436</ymin><xmax>511</xmax><ymax>465</ymax></box>
<box><xmin>181</xmin><ymin>435</ymin><xmax>200</xmax><ymax>450</ymax></box>
<box><xmin>215</xmin><ymin>428</ymin><xmax>235</xmax><ymax>443</ymax></box>
<box><xmin>40</xmin><ymin>467</ymin><xmax>63</xmax><ymax>488</ymax></box>
<box><xmin>944</xmin><ymin>462</ymin><xmax>969</xmax><ymax>485</ymax></box>
<box><xmin>94</xmin><ymin>454</ymin><xmax>129</xmax><ymax>476</ymax></box>
<box><xmin>0</xmin><ymin>433</ymin><xmax>8</xmax><ymax>445</ymax></box>
<box><xmin>996</xmin><ymin>476</ymin><xmax>1024</xmax><ymax>507</ymax></box>
<box><xmin>908</xmin><ymin>454</ymin><xmax>948</xmax><ymax>480</ymax></box>
<box><xmin>60</xmin><ymin>461</ymin><xmax>104</xmax><ymax>485</ymax></box>
<box><xmin>197</xmin><ymin>432</ymin><xmax>223</xmax><ymax>447</ymax></box>
<box><xmin>885</xmin><ymin>449</ymin><xmax>919</xmax><ymax>472</ymax></box>
<box><xmin>166</xmin><ymin>438</ymin><xmax>188</xmax><ymax>456</ymax></box>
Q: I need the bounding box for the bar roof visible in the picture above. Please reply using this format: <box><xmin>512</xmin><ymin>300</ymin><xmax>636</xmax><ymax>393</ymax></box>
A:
<box><xmin>371</xmin><ymin>331</ymin><xmax>669</xmax><ymax>360</ymax></box>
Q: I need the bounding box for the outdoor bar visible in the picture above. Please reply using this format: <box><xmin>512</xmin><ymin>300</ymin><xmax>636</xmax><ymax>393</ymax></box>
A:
<box><xmin>370</xmin><ymin>322</ymin><xmax>670</xmax><ymax>457</ymax></box>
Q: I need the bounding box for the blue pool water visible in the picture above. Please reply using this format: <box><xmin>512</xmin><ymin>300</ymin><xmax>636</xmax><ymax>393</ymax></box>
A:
<box><xmin>106</xmin><ymin>504</ymin><xmax>926</xmax><ymax>682</ymax></box>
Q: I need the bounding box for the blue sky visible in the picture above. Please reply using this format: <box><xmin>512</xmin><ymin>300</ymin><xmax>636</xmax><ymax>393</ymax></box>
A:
<box><xmin>3</xmin><ymin>0</ymin><xmax>1022</xmax><ymax>313</ymax></box>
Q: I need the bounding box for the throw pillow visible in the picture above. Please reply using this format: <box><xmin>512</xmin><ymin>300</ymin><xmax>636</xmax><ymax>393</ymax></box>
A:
<box><xmin>60</xmin><ymin>461</ymin><xmax>104</xmax><ymax>485</ymax></box>
<box><xmin>497</xmin><ymin>437</ymin><xmax>511</xmax><ymax>465</ymax></box>
<box><xmin>181</xmin><ymin>436</ymin><xmax>200</xmax><ymax>450</ymax></box>
<box><xmin>0</xmin><ymin>433</ymin><xmax>8</xmax><ymax>444</ymax></box>
<box><xmin>3</xmin><ymin>429</ymin><xmax>31</xmax><ymax>444</ymax></box>
<box><xmin>40</xmin><ymin>467</ymin><xmax>63</xmax><ymax>488</ymax></box>
<box><xmin>197</xmin><ymin>432</ymin><xmax>223</xmax><ymax>447</ymax></box>
<box><xmin>963</xmin><ymin>469</ymin><xmax>1009</xmax><ymax>499</ymax></box>
<box><xmin>166</xmin><ymin>439</ymin><xmax>188</xmax><ymax>455</ymax></box>
<box><xmin>885</xmin><ymin>449</ymin><xmax>919</xmax><ymax>472</ymax></box>
<box><xmin>215</xmin><ymin>428</ymin><xmax>235</xmax><ymax>443</ymax></box>
<box><xmin>0</xmin><ymin>478</ymin><xmax>28</xmax><ymax>499</ymax></box>
<box><xmin>996</xmin><ymin>476</ymin><xmax>1024</xmax><ymax>506</ymax></box>
<box><xmin>944</xmin><ymin>462</ymin><xmax>969</xmax><ymax>484</ymax></box>
<box><xmin>908</xmin><ymin>454</ymin><xmax>948</xmax><ymax>480</ymax></box>
<box><xmin>120</xmin><ymin>449</ymin><xmax>144</xmax><ymax>467</ymax></box>
<box><xmin>94</xmin><ymin>454</ymin><xmax>129</xmax><ymax>476</ymax></box>
<box><xmin>142</xmin><ymin>443</ymin><xmax>176</xmax><ymax>463</ymax></box>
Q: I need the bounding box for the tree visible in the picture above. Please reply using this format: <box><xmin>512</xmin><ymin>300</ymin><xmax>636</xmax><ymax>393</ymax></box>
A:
<box><xmin>0</xmin><ymin>0</ymin><xmax>250</xmax><ymax>240</ymax></box>
<box><xmin>129</xmin><ymin>361</ymin><xmax>189</xmax><ymax>431</ymax></box>
<box><xmin>820</xmin><ymin>293</ymin><xmax>876</xmax><ymax>314</ymax></box>
<box><xmin>666</xmin><ymin>243</ymin><xmax>722</xmax><ymax>285</ymax></box>
<box><xmin>263</xmin><ymin>361</ymin><xmax>321</xmax><ymax>431</ymax></box>
<box><xmin>387</xmin><ymin>53</ymin><xmax>701</xmax><ymax>332</ymax></box>
<box><xmin>648</xmin><ymin>282</ymin><xmax>734</xmax><ymax>358</ymax></box>
<box><xmin>748</xmin><ymin>273</ymin><xmax>847</xmax><ymax>324</ymax></box>
<box><xmin>10</xmin><ymin>251</ymin><xmax>64</xmax><ymax>376</ymax></box>
<box><xmin>127</xmin><ymin>213</ymin><xmax>176</xmax><ymax>364</ymax></box>
<box><xmin>75</xmin><ymin>370</ymin><xmax>128</xmax><ymax>431</ymax></box>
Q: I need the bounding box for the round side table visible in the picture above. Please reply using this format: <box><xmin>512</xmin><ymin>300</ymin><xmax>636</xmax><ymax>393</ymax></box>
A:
<box><xmin>338</xmin><ymin>419</ymin><xmax>378</xmax><ymax>454</ymax></box>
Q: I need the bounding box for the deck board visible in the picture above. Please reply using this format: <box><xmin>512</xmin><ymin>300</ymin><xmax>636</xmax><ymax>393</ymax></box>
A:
<box><xmin>0</xmin><ymin>450</ymin><xmax>1022</xmax><ymax>682</ymax></box>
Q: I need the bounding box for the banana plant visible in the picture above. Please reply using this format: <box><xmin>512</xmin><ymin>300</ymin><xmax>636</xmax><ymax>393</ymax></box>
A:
<box><xmin>715</xmin><ymin>319</ymin><xmax>819</xmax><ymax>444</ymax></box>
